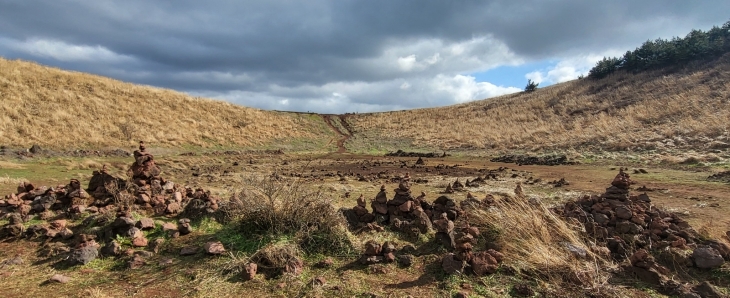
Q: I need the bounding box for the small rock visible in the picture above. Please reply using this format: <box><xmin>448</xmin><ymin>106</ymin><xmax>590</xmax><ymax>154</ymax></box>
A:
<box><xmin>49</xmin><ymin>274</ymin><xmax>71</xmax><ymax>284</ymax></box>
<box><xmin>204</xmin><ymin>241</ymin><xmax>225</xmax><ymax>255</ymax></box>
<box><xmin>315</xmin><ymin>258</ymin><xmax>334</xmax><ymax>268</ymax></box>
<box><xmin>150</xmin><ymin>238</ymin><xmax>165</xmax><ymax>254</ymax></box>
<box><xmin>166</xmin><ymin>202</ymin><xmax>182</xmax><ymax>214</ymax></box>
<box><xmin>134</xmin><ymin>250</ymin><xmax>155</xmax><ymax>258</ymax></box>
<box><xmin>136</xmin><ymin>218</ymin><xmax>155</xmax><ymax>230</ymax></box>
<box><xmin>128</xmin><ymin>255</ymin><xmax>146</xmax><ymax>269</ymax></box>
<box><xmin>180</xmin><ymin>246</ymin><xmax>198</xmax><ymax>256</ymax></box>
<box><xmin>565</xmin><ymin>243</ymin><xmax>587</xmax><ymax>259</ymax></box>
<box><xmin>101</xmin><ymin>241</ymin><xmax>121</xmax><ymax>257</ymax></box>
<box><xmin>381</xmin><ymin>241</ymin><xmax>396</xmax><ymax>254</ymax></box>
<box><xmin>470</xmin><ymin>251</ymin><xmax>498</xmax><ymax>276</ymax></box>
<box><xmin>69</xmin><ymin>246</ymin><xmax>98</xmax><ymax>265</ymax></box>
<box><xmin>513</xmin><ymin>284</ymin><xmax>534</xmax><ymax>297</ymax></box>
<box><xmin>113</xmin><ymin>217</ymin><xmax>135</xmax><ymax>229</ymax></box>
<box><xmin>242</xmin><ymin>263</ymin><xmax>257</xmax><ymax>281</ymax></box>
<box><xmin>125</xmin><ymin>227</ymin><xmax>143</xmax><ymax>239</ymax></box>
<box><xmin>455</xmin><ymin>291</ymin><xmax>469</xmax><ymax>298</ymax></box>
<box><xmin>59</xmin><ymin>228</ymin><xmax>74</xmax><ymax>240</ymax></box>
<box><xmin>313</xmin><ymin>276</ymin><xmax>326</xmax><ymax>286</ymax></box>
<box><xmin>383</xmin><ymin>252</ymin><xmax>396</xmax><ymax>263</ymax></box>
<box><xmin>162</xmin><ymin>222</ymin><xmax>177</xmax><ymax>231</ymax></box>
<box><xmin>400</xmin><ymin>244</ymin><xmax>417</xmax><ymax>255</ymax></box>
<box><xmin>132</xmin><ymin>237</ymin><xmax>148</xmax><ymax>247</ymax></box>
<box><xmin>692</xmin><ymin>281</ymin><xmax>724</xmax><ymax>298</ymax></box>
<box><xmin>284</xmin><ymin>258</ymin><xmax>304</xmax><ymax>276</ymax></box>
<box><xmin>397</xmin><ymin>254</ymin><xmax>414</xmax><ymax>267</ymax></box>
<box><xmin>693</xmin><ymin>247</ymin><xmax>724</xmax><ymax>269</ymax></box>
<box><xmin>615</xmin><ymin>206</ymin><xmax>633</xmax><ymax>220</ymax></box>
<box><xmin>178</xmin><ymin>218</ymin><xmax>192</xmax><ymax>235</ymax></box>
<box><xmin>1</xmin><ymin>255</ymin><xmax>22</xmax><ymax>267</ymax></box>
<box><xmin>442</xmin><ymin>253</ymin><xmax>465</xmax><ymax>274</ymax></box>
<box><xmin>158</xmin><ymin>258</ymin><xmax>174</xmax><ymax>266</ymax></box>
<box><xmin>364</xmin><ymin>241</ymin><xmax>381</xmax><ymax>256</ymax></box>
<box><xmin>50</xmin><ymin>219</ymin><xmax>67</xmax><ymax>229</ymax></box>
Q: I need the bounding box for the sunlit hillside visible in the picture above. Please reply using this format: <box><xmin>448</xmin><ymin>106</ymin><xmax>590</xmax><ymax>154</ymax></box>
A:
<box><xmin>348</xmin><ymin>54</ymin><xmax>730</xmax><ymax>153</ymax></box>
<box><xmin>0</xmin><ymin>58</ymin><xmax>332</xmax><ymax>150</ymax></box>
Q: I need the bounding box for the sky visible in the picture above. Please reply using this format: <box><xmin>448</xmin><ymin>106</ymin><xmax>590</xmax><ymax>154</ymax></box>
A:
<box><xmin>0</xmin><ymin>1</ymin><xmax>728</xmax><ymax>114</ymax></box>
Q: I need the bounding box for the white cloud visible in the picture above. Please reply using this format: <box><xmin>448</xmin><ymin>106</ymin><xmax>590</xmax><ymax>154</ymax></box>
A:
<box><xmin>193</xmin><ymin>74</ymin><xmax>521</xmax><ymax>113</ymax></box>
<box><xmin>0</xmin><ymin>37</ymin><xmax>134</xmax><ymax>63</ymax></box>
<box><xmin>525</xmin><ymin>71</ymin><xmax>543</xmax><ymax>84</ymax></box>
<box><xmin>526</xmin><ymin>50</ymin><xmax>625</xmax><ymax>85</ymax></box>
<box><xmin>366</xmin><ymin>35</ymin><xmax>522</xmax><ymax>78</ymax></box>
<box><xmin>397</xmin><ymin>54</ymin><xmax>417</xmax><ymax>71</ymax></box>
<box><xmin>433</xmin><ymin>74</ymin><xmax>521</xmax><ymax>103</ymax></box>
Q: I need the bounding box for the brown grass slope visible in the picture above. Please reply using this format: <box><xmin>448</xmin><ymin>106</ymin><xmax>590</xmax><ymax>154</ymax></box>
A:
<box><xmin>0</xmin><ymin>58</ymin><xmax>331</xmax><ymax>149</ymax></box>
<box><xmin>349</xmin><ymin>54</ymin><xmax>730</xmax><ymax>152</ymax></box>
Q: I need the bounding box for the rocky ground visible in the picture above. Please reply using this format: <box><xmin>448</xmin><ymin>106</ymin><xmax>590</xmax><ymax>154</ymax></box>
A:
<box><xmin>0</xmin><ymin>146</ymin><xmax>729</xmax><ymax>298</ymax></box>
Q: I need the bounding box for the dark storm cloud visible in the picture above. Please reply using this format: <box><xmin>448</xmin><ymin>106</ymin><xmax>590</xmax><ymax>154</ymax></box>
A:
<box><xmin>0</xmin><ymin>0</ymin><xmax>728</xmax><ymax>112</ymax></box>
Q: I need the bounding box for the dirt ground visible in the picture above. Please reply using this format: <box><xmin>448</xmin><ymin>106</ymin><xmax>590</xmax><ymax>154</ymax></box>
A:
<box><xmin>1</xmin><ymin>150</ymin><xmax>729</xmax><ymax>297</ymax></box>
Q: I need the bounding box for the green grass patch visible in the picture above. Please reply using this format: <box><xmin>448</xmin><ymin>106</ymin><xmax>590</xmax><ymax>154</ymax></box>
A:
<box><xmin>214</xmin><ymin>224</ymin><xmax>274</xmax><ymax>254</ymax></box>
<box><xmin>82</xmin><ymin>257</ymin><xmax>126</xmax><ymax>271</ymax></box>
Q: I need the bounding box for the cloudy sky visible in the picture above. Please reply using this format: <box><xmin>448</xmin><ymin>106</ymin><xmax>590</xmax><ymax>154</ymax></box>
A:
<box><xmin>1</xmin><ymin>1</ymin><xmax>728</xmax><ymax>113</ymax></box>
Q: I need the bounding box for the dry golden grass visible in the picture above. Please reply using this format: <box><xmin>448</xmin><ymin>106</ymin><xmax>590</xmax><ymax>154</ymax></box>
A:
<box><xmin>350</xmin><ymin>54</ymin><xmax>730</xmax><ymax>152</ymax></box>
<box><xmin>4</xmin><ymin>53</ymin><xmax>729</xmax><ymax>153</ymax></box>
<box><xmin>0</xmin><ymin>160</ymin><xmax>25</xmax><ymax>169</ymax></box>
<box><xmin>0</xmin><ymin>58</ymin><xmax>330</xmax><ymax>149</ymax></box>
<box><xmin>0</xmin><ymin>174</ymin><xmax>27</xmax><ymax>185</ymax></box>
<box><xmin>470</xmin><ymin>191</ymin><xmax>612</xmax><ymax>290</ymax></box>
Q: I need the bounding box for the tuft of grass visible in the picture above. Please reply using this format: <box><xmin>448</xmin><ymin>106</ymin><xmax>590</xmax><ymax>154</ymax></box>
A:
<box><xmin>0</xmin><ymin>174</ymin><xmax>28</xmax><ymax>185</ymax></box>
<box><xmin>469</xmin><ymin>190</ymin><xmax>613</xmax><ymax>290</ymax></box>
<box><xmin>221</xmin><ymin>175</ymin><xmax>355</xmax><ymax>256</ymax></box>
<box><xmin>83</xmin><ymin>257</ymin><xmax>126</xmax><ymax>272</ymax></box>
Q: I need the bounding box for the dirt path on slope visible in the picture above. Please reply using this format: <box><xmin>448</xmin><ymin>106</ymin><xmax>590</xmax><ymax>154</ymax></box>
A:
<box><xmin>322</xmin><ymin>115</ymin><xmax>351</xmax><ymax>153</ymax></box>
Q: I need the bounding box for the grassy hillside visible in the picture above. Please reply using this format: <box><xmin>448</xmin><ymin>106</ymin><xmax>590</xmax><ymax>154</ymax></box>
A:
<box><xmin>3</xmin><ymin>53</ymin><xmax>730</xmax><ymax>155</ymax></box>
<box><xmin>348</xmin><ymin>54</ymin><xmax>730</xmax><ymax>153</ymax></box>
<box><xmin>0</xmin><ymin>58</ymin><xmax>333</xmax><ymax>150</ymax></box>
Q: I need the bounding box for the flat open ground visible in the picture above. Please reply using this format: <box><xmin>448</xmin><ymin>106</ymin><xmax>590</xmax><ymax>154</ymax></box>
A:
<box><xmin>1</xmin><ymin>149</ymin><xmax>728</xmax><ymax>298</ymax></box>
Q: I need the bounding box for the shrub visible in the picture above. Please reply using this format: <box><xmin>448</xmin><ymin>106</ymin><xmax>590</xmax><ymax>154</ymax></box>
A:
<box><xmin>524</xmin><ymin>79</ymin><xmax>539</xmax><ymax>92</ymax></box>
<box><xmin>220</xmin><ymin>175</ymin><xmax>354</xmax><ymax>255</ymax></box>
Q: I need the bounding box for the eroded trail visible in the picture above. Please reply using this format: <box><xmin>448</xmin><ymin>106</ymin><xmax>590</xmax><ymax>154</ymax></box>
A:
<box><xmin>322</xmin><ymin>114</ymin><xmax>351</xmax><ymax>153</ymax></box>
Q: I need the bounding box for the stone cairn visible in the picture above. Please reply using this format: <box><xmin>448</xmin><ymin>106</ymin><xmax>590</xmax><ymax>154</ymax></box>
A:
<box><xmin>555</xmin><ymin>170</ymin><xmax>730</xmax><ymax>294</ymax></box>
<box><xmin>443</xmin><ymin>178</ymin><xmax>465</xmax><ymax>194</ymax></box>
<box><xmin>0</xmin><ymin>179</ymin><xmax>94</xmax><ymax>221</ymax></box>
<box><xmin>341</xmin><ymin>176</ymin><xmax>503</xmax><ymax>276</ymax></box>
<box><xmin>0</xmin><ymin>141</ymin><xmax>228</xmax><ymax>269</ymax></box>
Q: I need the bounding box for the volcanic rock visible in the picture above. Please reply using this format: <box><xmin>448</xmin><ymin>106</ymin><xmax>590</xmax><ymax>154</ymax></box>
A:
<box><xmin>49</xmin><ymin>274</ymin><xmax>71</xmax><ymax>284</ymax></box>
<box><xmin>204</xmin><ymin>241</ymin><xmax>226</xmax><ymax>255</ymax></box>
<box><xmin>692</xmin><ymin>247</ymin><xmax>724</xmax><ymax>269</ymax></box>
<box><xmin>70</xmin><ymin>246</ymin><xmax>98</xmax><ymax>265</ymax></box>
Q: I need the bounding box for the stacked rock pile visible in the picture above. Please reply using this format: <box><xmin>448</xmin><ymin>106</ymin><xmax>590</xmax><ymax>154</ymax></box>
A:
<box><xmin>554</xmin><ymin>170</ymin><xmax>730</xmax><ymax>295</ymax></box>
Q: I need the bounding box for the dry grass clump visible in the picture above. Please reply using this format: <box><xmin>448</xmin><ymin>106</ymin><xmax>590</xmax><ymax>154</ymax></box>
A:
<box><xmin>469</xmin><ymin>193</ymin><xmax>612</xmax><ymax>291</ymax></box>
<box><xmin>0</xmin><ymin>58</ymin><xmax>330</xmax><ymax>149</ymax></box>
<box><xmin>222</xmin><ymin>175</ymin><xmax>354</xmax><ymax>255</ymax></box>
<box><xmin>0</xmin><ymin>160</ymin><xmax>25</xmax><ymax>169</ymax></box>
<box><xmin>61</xmin><ymin>159</ymin><xmax>103</xmax><ymax>170</ymax></box>
<box><xmin>0</xmin><ymin>175</ymin><xmax>28</xmax><ymax>185</ymax></box>
<box><xmin>251</xmin><ymin>242</ymin><xmax>303</xmax><ymax>270</ymax></box>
